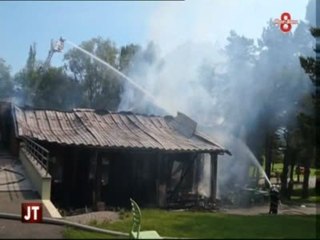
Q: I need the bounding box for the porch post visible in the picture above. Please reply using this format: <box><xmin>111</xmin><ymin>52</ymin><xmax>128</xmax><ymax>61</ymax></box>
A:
<box><xmin>91</xmin><ymin>151</ymin><xmax>98</xmax><ymax>207</ymax></box>
<box><xmin>210</xmin><ymin>153</ymin><xmax>218</xmax><ymax>202</ymax></box>
<box><xmin>71</xmin><ymin>148</ymin><xmax>79</xmax><ymax>204</ymax></box>
<box><xmin>157</xmin><ymin>154</ymin><xmax>167</xmax><ymax>208</ymax></box>
<box><xmin>95</xmin><ymin>153</ymin><xmax>102</xmax><ymax>203</ymax></box>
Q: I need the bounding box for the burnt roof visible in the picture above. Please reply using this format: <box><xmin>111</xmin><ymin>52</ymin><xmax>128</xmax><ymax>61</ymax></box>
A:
<box><xmin>12</xmin><ymin>105</ymin><xmax>229</xmax><ymax>154</ymax></box>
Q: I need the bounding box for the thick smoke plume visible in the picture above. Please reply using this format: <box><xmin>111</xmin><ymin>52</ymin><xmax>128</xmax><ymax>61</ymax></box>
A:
<box><xmin>118</xmin><ymin>0</ymin><xmax>314</xmax><ymax>198</ymax></box>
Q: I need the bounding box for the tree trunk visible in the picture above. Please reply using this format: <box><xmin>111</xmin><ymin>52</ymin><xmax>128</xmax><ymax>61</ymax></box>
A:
<box><xmin>287</xmin><ymin>149</ymin><xmax>297</xmax><ymax>199</ymax></box>
<box><xmin>287</xmin><ymin>163</ymin><xmax>295</xmax><ymax>199</ymax></box>
<box><xmin>315</xmin><ymin>147</ymin><xmax>320</xmax><ymax>195</ymax></box>
<box><xmin>302</xmin><ymin>157</ymin><xmax>311</xmax><ymax>199</ymax></box>
<box><xmin>316</xmin><ymin>176</ymin><xmax>320</xmax><ymax>195</ymax></box>
<box><xmin>315</xmin><ymin>34</ymin><xmax>320</xmax><ymax>200</ymax></box>
<box><xmin>281</xmin><ymin>146</ymin><xmax>290</xmax><ymax>198</ymax></box>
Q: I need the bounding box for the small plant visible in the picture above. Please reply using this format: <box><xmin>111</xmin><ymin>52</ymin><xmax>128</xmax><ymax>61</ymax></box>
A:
<box><xmin>89</xmin><ymin>219</ymin><xmax>98</xmax><ymax>226</ymax></box>
<box><xmin>119</xmin><ymin>208</ymin><xmax>130</xmax><ymax>220</ymax></box>
<box><xmin>101</xmin><ymin>219</ymin><xmax>108</xmax><ymax>225</ymax></box>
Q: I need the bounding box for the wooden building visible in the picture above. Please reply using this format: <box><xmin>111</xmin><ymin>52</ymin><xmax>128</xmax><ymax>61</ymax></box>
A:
<box><xmin>0</xmin><ymin>100</ymin><xmax>19</xmax><ymax>156</ymax></box>
<box><xmin>4</xmin><ymin>103</ymin><xmax>230</xmax><ymax>209</ymax></box>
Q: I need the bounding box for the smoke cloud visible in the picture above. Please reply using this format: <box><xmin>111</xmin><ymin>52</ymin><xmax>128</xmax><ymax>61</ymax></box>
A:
<box><xmin>118</xmin><ymin>0</ymin><xmax>313</xmax><ymax>199</ymax></box>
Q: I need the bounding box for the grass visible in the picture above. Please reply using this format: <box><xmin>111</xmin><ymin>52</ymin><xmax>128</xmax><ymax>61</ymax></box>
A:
<box><xmin>65</xmin><ymin>164</ymin><xmax>319</xmax><ymax>238</ymax></box>
<box><xmin>63</xmin><ymin>229</ymin><xmax>113</xmax><ymax>239</ymax></box>
<box><xmin>249</xmin><ymin>162</ymin><xmax>318</xmax><ymax>186</ymax></box>
<box><xmin>286</xmin><ymin>188</ymin><xmax>320</xmax><ymax>204</ymax></box>
<box><xmin>63</xmin><ymin>210</ymin><xmax>318</xmax><ymax>239</ymax></box>
<box><xmin>271</xmin><ymin>163</ymin><xmax>317</xmax><ymax>177</ymax></box>
<box><xmin>269</xmin><ymin>163</ymin><xmax>319</xmax><ymax>203</ymax></box>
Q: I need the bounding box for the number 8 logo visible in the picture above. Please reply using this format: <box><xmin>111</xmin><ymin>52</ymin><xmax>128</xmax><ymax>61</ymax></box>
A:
<box><xmin>280</xmin><ymin>12</ymin><xmax>292</xmax><ymax>33</ymax></box>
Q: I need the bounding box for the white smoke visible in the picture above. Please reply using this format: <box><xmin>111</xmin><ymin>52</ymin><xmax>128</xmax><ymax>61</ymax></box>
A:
<box><xmin>118</xmin><ymin>0</ymin><xmax>313</xmax><ymax>199</ymax></box>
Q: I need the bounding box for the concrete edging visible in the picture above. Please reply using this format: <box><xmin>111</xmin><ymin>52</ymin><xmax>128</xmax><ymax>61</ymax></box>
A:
<box><xmin>42</xmin><ymin>199</ymin><xmax>62</xmax><ymax>219</ymax></box>
<box><xmin>19</xmin><ymin>148</ymin><xmax>51</xmax><ymax>200</ymax></box>
<box><xmin>18</xmin><ymin>148</ymin><xmax>62</xmax><ymax>218</ymax></box>
<box><xmin>0</xmin><ymin>212</ymin><xmax>188</xmax><ymax>239</ymax></box>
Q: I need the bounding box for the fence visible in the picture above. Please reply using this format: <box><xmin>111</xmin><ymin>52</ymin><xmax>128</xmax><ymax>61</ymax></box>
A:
<box><xmin>21</xmin><ymin>137</ymin><xmax>49</xmax><ymax>175</ymax></box>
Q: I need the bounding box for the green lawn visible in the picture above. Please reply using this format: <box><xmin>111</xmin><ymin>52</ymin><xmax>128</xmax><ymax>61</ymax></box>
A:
<box><xmin>64</xmin><ymin>164</ymin><xmax>318</xmax><ymax>239</ymax></box>
<box><xmin>287</xmin><ymin>188</ymin><xmax>320</xmax><ymax>204</ymax></box>
<box><xmin>63</xmin><ymin>210</ymin><xmax>318</xmax><ymax>239</ymax></box>
<box><xmin>271</xmin><ymin>163</ymin><xmax>317</xmax><ymax>177</ymax></box>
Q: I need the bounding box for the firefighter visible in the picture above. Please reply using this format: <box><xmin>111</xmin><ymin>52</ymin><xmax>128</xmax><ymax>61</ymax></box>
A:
<box><xmin>269</xmin><ymin>185</ymin><xmax>280</xmax><ymax>214</ymax></box>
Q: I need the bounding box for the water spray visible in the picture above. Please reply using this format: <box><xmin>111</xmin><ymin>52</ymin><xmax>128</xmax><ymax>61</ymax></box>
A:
<box><xmin>65</xmin><ymin>39</ymin><xmax>174</xmax><ymax>116</ymax></box>
<box><xmin>63</xmin><ymin>37</ymin><xmax>274</xmax><ymax>204</ymax></box>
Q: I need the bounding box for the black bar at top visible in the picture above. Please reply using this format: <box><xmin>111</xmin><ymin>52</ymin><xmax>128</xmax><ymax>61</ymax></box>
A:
<box><xmin>0</xmin><ymin>0</ymin><xmax>185</xmax><ymax>2</ymax></box>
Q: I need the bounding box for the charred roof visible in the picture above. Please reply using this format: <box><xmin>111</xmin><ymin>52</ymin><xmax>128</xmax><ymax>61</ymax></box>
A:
<box><xmin>12</xmin><ymin>105</ymin><xmax>229</xmax><ymax>154</ymax></box>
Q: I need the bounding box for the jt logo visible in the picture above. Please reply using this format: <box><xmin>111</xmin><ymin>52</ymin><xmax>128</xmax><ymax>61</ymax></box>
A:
<box><xmin>21</xmin><ymin>203</ymin><xmax>43</xmax><ymax>223</ymax></box>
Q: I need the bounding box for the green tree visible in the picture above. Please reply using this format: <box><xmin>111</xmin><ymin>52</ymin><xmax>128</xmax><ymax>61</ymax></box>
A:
<box><xmin>15</xmin><ymin>43</ymin><xmax>81</xmax><ymax>110</ymax></box>
<box><xmin>35</xmin><ymin>67</ymin><xmax>82</xmax><ymax>110</ymax></box>
<box><xmin>117</xmin><ymin>41</ymin><xmax>162</xmax><ymax>113</ymax></box>
<box><xmin>299</xmin><ymin>27</ymin><xmax>320</xmax><ymax>197</ymax></box>
<box><xmin>64</xmin><ymin>37</ymin><xmax>122</xmax><ymax>110</ymax></box>
<box><xmin>225</xmin><ymin>30</ymin><xmax>257</xmax><ymax>65</ymax></box>
<box><xmin>223</xmin><ymin>30</ymin><xmax>258</xmax><ymax>134</ymax></box>
<box><xmin>254</xmin><ymin>20</ymin><xmax>313</xmax><ymax>192</ymax></box>
<box><xmin>220</xmin><ymin>20</ymin><xmax>313</xmax><ymax>193</ymax></box>
<box><xmin>14</xmin><ymin>43</ymin><xmax>42</xmax><ymax>106</ymax></box>
<box><xmin>119</xmin><ymin>44</ymin><xmax>141</xmax><ymax>73</ymax></box>
<box><xmin>0</xmin><ymin>58</ymin><xmax>13</xmax><ymax>99</ymax></box>
<box><xmin>142</xmin><ymin>41</ymin><xmax>158</xmax><ymax>65</ymax></box>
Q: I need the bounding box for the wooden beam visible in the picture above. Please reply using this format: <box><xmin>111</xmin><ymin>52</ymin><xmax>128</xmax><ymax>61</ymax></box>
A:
<box><xmin>91</xmin><ymin>151</ymin><xmax>98</xmax><ymax>207</ymax></box>
<box><xmin>193</xmin><ymin>154</ymin><xmax>201</xmax><ymax>207</ymax></box>
<box><xmin>96</xmin><ymin>155</ymin><xmax>102</xmax><ymax>203</ymax></box>
<box><xmin>71</xmin><ymin>148</ymin><xmax>79</xmax><ymax>204</ymax></box>
<box><xmin>210</xmin><ymin>153</ymin><xmax>218</xmax><ymax>202</ymax></box>
<box><xmin>157</xmin><ymin>154</ymin><xmax>167</xmax><ymax>208</ymax></box>
<box><xmin>193</xmin><ymin>154</ymin><xmax>201</xmax><ymax>194</ymax></box>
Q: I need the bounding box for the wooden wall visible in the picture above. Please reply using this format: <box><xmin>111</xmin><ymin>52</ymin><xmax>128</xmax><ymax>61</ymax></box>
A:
<box><xmin>37</xmin><ymin>142</ymin><xmax>211</xmax><ymax>210</ymax></box>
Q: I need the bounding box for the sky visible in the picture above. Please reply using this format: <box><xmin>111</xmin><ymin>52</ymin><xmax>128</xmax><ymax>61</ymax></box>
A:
<box><xmin>0</xmin><ymin>0</ymin><xmax>311</xmax><ymax>74</ymax></box>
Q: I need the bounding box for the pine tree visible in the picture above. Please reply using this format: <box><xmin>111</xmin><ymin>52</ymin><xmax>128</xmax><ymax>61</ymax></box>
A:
<box><xmin>299</xmin><ymin>27</ymin><xmax>320</xmax><ymax>197</ymax></box>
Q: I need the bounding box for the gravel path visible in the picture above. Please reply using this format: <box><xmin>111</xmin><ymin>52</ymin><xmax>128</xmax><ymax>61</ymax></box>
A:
<box><xmin>65</xmin><ymin>211</ymin><xmax>119</xmax><ymax>225</ymax></box>
<box><xmin>0</xmin><ymin>150</ymin><xmax>63</xmax><ymax>239</ymax></box>
<box><xmin>220</xmin><ymin>203</ymin><xmax>318</xmax><ymax>215</ymax></box>
<box><xmin>0</xmin><ymin>192</ymin><xmax>63</xmax><ymax>239</ymax></box>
